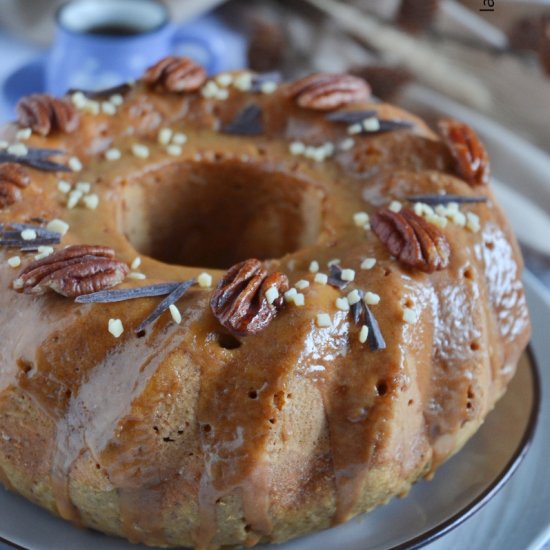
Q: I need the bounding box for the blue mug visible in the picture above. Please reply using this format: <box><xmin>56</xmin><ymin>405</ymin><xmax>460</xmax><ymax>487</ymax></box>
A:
<box><xmin>46</xmin><ymin>0</ymin><xmax>246</xmax><ymax>96</ymax></box>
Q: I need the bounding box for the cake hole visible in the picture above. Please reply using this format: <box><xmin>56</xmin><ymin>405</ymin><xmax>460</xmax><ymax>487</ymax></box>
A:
<box><xmin>485</xmin><ymin>241</ymin><xmax>495</xmax><ymax>250</ymax></box>
<box><xmin>463</xmin><ymin>267</ymin><xmax>474</xmax><ymax>280</ymax></box>
<box><xmin>470</xmin><ymin>341</ymin><xmax>480</xmax><ymax>351</ymax></box>
<box><xmin>202</xmin><ymin>424</ymin><xmax>212</xmax><ymax>433</ymax></box>
<box><xmin>95</xmin><ymin>463</ymin><xmax>101</xmax><ymax>469</ymax></box>
<box><xmin>16</xmin><ymin>359</ymin><xmax>34</xmax><ymax>375</ymax></box>
<box><xmin>120</xmin><ymin>159</ymin><xmax>324</xmax><ymax>269</ymax></box>
<box><xmin>248</xmin><ymin>390</ymin><xmax>258</xmax><ymax>400</ymax></box>
<box><xmin>216</xmin><ymin>333</ymin><xmax>242</xmax><ymax>350</ymax></box>
<box><xmin>163</xmin><ymin>436</ymin><xmax>175</xmax><ymax>442</ymax></box>
<box><xmin>376</xmin><ymin>380</ymin><xmax>388</xmax><ymax>396</ymax></box>
<box><xmin>268</xmin><ymin>418</ymin><xmax>276</xmax><ymax>424</ymax></box>
<box><xmin>408</xmin><ymin>399</ymin><xmax>414</xmax><ymax>406</ymax></box>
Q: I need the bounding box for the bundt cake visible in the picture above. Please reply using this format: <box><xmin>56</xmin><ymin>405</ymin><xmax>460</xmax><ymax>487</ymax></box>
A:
<box><xmin>0</xmin><ymin>57</ymin><xmax>531</xmax><ymax>548</ymax></box>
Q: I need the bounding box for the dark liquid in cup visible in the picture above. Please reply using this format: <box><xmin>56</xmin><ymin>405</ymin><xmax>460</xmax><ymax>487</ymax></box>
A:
<box><xmin>85</xmin><ymin>24</ymin><xmax>143</xmax><ymax>36</ymax></box>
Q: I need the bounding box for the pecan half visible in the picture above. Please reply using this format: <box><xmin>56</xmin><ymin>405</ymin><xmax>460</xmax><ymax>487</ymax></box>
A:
<box><xmin>142</xmin><ymin>56</ymin><xmax>207</xmax><ymax>93</ymax></box>
<box><xmin>0</xmin><ymin>163</ymin><xmax>30</xmax><ymax>208</ymax></box>
<box><xmin>438</xmin><ymin>118</ymin><xmax>489</xmax><ymax>186</ymax></box>
<box><xmin>14</xmin><ymin>245</ymin><xmax>129</xmax><ymax>297</ymax></box>
<box><xmin>16</xmin><ymin>94</ymin><xmax>79</xmax><ymax>136</ymax></box>
<box><xmin>372</xmin><ymin>208</ymin><xmax>450</xmax><ymax>272</ymax></box>
<box><xmin>286</xmin><ymin>73</ymin><xmax>371</xmax><ymax>111</ymax></box>
<box><xmin>210</xmin><ymin>259</ymin><xmax>289</xmax><ymax>336</ymax></box>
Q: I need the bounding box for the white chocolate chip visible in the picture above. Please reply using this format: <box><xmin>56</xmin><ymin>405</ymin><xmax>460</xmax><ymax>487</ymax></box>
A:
<box><xmin>466</xmin><ymin>212</ymin><xmax>480</xmax><ymax>233</ymax></box>
<box><xmin>314</xmin><ymin>273</ymin><xmax>328</xmax><ymax>285</ymax></box>
<box><xmin>76</xmin><ymin>181</ymin><xmax>91</xmax><ymax>193</ymax></box>
<box><xmin>265</xmin><ymin>286</ymin><xmax>280</xmax><ymax>305</ymax></box>
<box><xmin>309</xmin><ymin>260</ymin><xmax>319</xmax><ymax>273</ymax></box>
<box><xmin>289</xmin><ymin>141</ymin><xmax>305</xmax><ymax>155</ymax></box>
<box><xmin>108</xmin><ymin>318</ymin><xmax>124</xmax><ymax>338</ymax></box>
<box><xmin>402</xmin><ymin>307</ymin><xmax>418</xmax><ymax>324</ymax></box>
<box><xmin>110</xmin><ymin>94</ymin><xmax>124</xmax><ymax>106</ymax></box>
<box><xmin>389</xmin><ymin>200</ymin><xmax>402</xmax><ymax>213</ymax></box>
<box><xmin>362</xmin><ymin>117</ymin><xmax>380</xmax><ymax>132</ymax></box>
<box><xmin>7</xmin><ymin>143</ymin><xmax>28</xmax><ymax>156</ymax></box>
<box><xmin>158</xmin><ymin>127</ymin><xmax>173</xmax><ymax>145</ymax></box>
<box><xmin>105</xmin><ymin>148</ymin><xmax>121</xmax><ymax>161</ymax></box>
<box><xmin>169</xmin><ymin>304</ymin><xmax>182</xmax><ymax>324</ymax></box>
<box><xmin>130</xmin><ymin>256</ymin><xmax>141</xmax><ymax>270</ymax></box>
<box><xmin>101</xmin><ymin>101</ymin><xmax>116</xmax><ymax>115</ymax></box>
<box><xmin>284</xmin><ymin>288</ymin><xmax>298</xmax><ymax>302</ymax></box>
<box><xmin>294</xmin><ymin>279</ymin><xmax>310</xmax><ymax>290</ymax></box>
<box><xmin>364</xmin><ymin>291</ymin><xmax>380</xmax><ymax>305</ymax></box>
<box><xmin>340</xmin><ymin>137</ymin><xmax>355</xmax><ymax>151</ymax></box>
<box><xmin>68</xmin><ymin>156</ymin><xmax>82</xmax><ymax>172</ymax></box>
<box><xmin>340</xmin><ymin>269</ymin><xmax>355</xmax><ymax>282</ymax></box>
<box><xmin>71</xmin><ymin>91</ymin><xmax>87</xmax><ymax>108</ymax></box>
<box><xmin>166</xmin><ymin>144</ymin><xmax>182</xmax><ymax>156</ymax></box>
<box><xmin>359</xmin><ymin>325</ymin><xmax>369</xmax><ymax>343</ymax></box>
<box><xmin>46</xmin><ymin>219</ymin><xmax>69</xmax><ymax>235</ymax></box>
<box><xmin>216</xmin><ymin>88</ymin><xmax>229</xmax><ymax>101</ymax></box>
<box><xmin>34</xmin><ymin>246</ymin><xmax>54</xmax><ymax>260</ymax></box>
<box><xmin>360</xmin><ymin>258</ymin><xmax>376</xmax><ymax>270</ymax></box>
<box><xmin>353</xmin><ymin>212</ymin><xmax>369</xmax><ymax>227</ymax></box>
<box><xmin>216</xmin><ymin>73</ymin><xmax>233</xmax><ymax>87</ymax></box>
<box><xmin>131</xmin><ymin>143</ymin><xmax>149</xmax><ymax>159</ymax></box>
<box><xmin>197</xmin><ymin>272</ymin><xmax>212</xmax><ymax>288</ymax></box>
<box><xmin>346</xmin><ymin>289</ymin><xmax>361</xmax><ymax>305</ymax></box>
<box><xmin>336</xmin><ymin>297</ymin><xmax>350</xmax><ymax>311</ymax></box>
<box><xmin>66</xmin><ymin>189</ymin><xmax>82</xmax><ymax>209</ymax></box>
<box><xmin>7</xmin><ymin>256</ymin><xmax>21</xmax><ymax>268</ymax></box>
<box><xmin>348</xmin><ymin>123</ymin><xmax>363</xmax><ymax>135</ymax></box>
<box><xmin>233</xmin><ymin>72</ymin><xmax>253</xmax><ymax>91</ymax></box>
<box><xmin>12</xmin><ymin>278</ymin><xmax>24</xmax><ymax>289</ymax></box>
<box><xmin>172</xmin><ymin>132</ymin><xmax>187</xmax><ymax>145</ymax></box>
<box><xmin>57</xmin><ymin>180</ymin><xmax>72</xmax><ymax>194</ymax></box>
<box><xmin>260</xmin><ymin>81</ymin><xmax>277</xmax><ymax>94</ymax></box>
<box><xmin>81</xmin><ymin>193</ymin><xmax>98</xmax><ymax>210</ymax></box>
<box><xmin>20</xmin><ymin>229</ymin><xmax>36</xmax><ymax>241</ymax></box>
<box><xmin>16</xmin><ymin>128</ymin><xmax>32</xmax><ymax>140</ymax></box>
<box><xmin>293</xmin><ymin>293</ymin><xmax>305</xmax><ymax>307</ymax></box>
<box><xmin>316</xmin><ymin>313</ymin><xmax>332</xmax><ymax>328</ymax></box>
<box><xmin>127</xmin><ymin>272</ymin><xmax>146</xmax><ymax>280</ymax></box>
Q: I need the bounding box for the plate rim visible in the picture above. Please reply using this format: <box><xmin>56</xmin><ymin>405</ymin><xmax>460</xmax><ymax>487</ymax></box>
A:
<box><xmin>388</xmin><ymin>344</ymin><xmax>541</xmax><ymax>550</ymax></box>
<box><xmin>0</xmin><ymin>346</ymin><xmax>540</xmax><ymax>550</ymax></box>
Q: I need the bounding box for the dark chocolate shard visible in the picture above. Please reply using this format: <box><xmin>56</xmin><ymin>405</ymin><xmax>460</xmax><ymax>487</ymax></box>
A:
<box><xmin>76</xmin><ymin>282</ymin><xmax>181</xmax><ymax>303</ymax></box>
<box><xmin>135</xmin><ymin>279</ymin><xmax>196</xmax><ymax>333</ymax></box>
<box><xmin>67</xmin><ymin>82</ymin><xmax>132</xmax><ymax>100</ymax></box>
<box><xmin>350</xmin><ymin>290</ymin><xmax>386</xmax><ymax>351</ymax></box>
<box><xmin>364</xmin><ymin>303</ymin><xmax>386</xmax><ymax>351</ymax></box>
<box><xmin>0</xmin><ymin>147</ymin><xmax>71</xmax><ymax>173</ymax></box>
<box><xmin>407</xmin><ymin>194</ymin><xmax>487</xmax><ymax>205</ymax></box>
<box><xmin>375</xmin><ymin>119</ymin><xmax>414</xmax><ymax>133</ymax></box>
<box><xmin>222</xmin><ymin>105</ymin><xmax>264</xmax><ymax>136</ymax></box>
<box><xmin>326</xmin><ymin>110</ymin><xmax>377</xmax><ymax>125</ymax></box>
<box><xmin>0</xmin><ymin>222</ymin><xmax>62</xmax><ymax>249</ymax></box>
<box><xmin>327</xmin><ymin>263</ymin><xmax>350</xmax><ymax>290</ymax></box>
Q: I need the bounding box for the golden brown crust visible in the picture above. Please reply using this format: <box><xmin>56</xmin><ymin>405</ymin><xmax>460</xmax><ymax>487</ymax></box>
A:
<box><xmin>0</xmin><ymin>65</ymin><xmax>530</xmax><ymax>549</ymax></box>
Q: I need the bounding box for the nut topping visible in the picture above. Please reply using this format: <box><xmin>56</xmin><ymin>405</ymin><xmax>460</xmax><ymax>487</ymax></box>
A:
<box><xmin>143</xmin><ymin>56</ymin><xmax>207</xmax><ymax>93</ymax></box>
<box><xmin>14</xmin><ymin>245</ymin><xmax>129</xmax><ymax>297</ymax></box>
<box><xmin>0</xmin><ymin>164</ymin><xmax>30</xmax><ymax>208</ymax></box>
<box><xmin>286</xmin><ymin>72</ymin><xmax>371</xmax><ymax>111</ymax></box>
<box><xmin>16</xmin><ymin>94</ymin><xmax>79</xmax><ymax>136</ymax></box>
<box><xmin>372</xmin><ymin>207</ymin><xmax>451</xmax><ymax>272</ymax></box>
<box><xmin>439</xmin><ymin>118</ymin><xmax>489</xmax><ymax>186</ymax></box>
<box><xmin>210</xmin><ymin>259</ymin><xmax>289</xmax><ymax>336</ymax></box>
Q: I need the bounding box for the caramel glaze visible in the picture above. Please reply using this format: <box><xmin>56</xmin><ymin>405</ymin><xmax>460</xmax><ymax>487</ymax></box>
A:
<box><xmin>0</xmin><ymin>75</ymin><xmax>530</xmax><ymax>549</ymax></box>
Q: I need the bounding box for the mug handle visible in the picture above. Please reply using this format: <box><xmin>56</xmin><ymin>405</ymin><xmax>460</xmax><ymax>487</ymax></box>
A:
<box><xmin>171</xmin><ymin>23</ymin><xmax>227</xmax><ymax>75</ymax></box>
